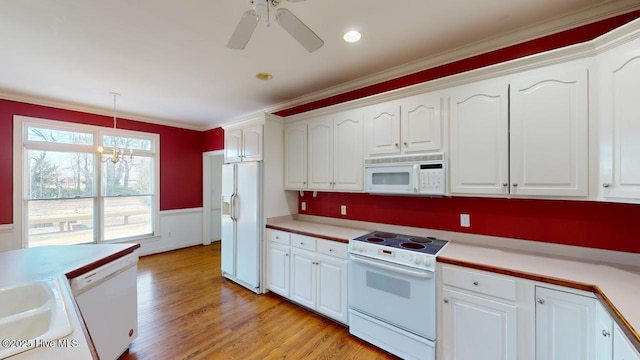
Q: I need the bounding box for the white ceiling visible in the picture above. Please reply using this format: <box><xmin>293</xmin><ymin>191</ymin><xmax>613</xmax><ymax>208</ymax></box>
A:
<box><xmin>0</xmin><ymin>0</ymin><xmax>638</xmax><ymax>130</ymax></box>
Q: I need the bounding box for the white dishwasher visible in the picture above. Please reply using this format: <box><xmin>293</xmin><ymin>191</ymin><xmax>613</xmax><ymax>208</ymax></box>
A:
<box><xmin>70</xmin><ymin>251</ymin><xmax>138</xmax><ymax>360</ymax></box>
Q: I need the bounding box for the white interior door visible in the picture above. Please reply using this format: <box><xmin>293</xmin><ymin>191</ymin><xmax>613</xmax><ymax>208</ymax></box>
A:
<box><xmin>209</xmin><ymin>155</ymin><xmax>223</xmax><ymax>242</ymax></box>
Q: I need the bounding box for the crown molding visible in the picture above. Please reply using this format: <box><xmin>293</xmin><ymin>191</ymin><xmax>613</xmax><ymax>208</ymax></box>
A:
<box><xmin>0</xmin><ymin>90</ymin><xmax>206</xmax><ymax>131</ymax></box>
<box><xmin>271</xmin><ymin>2</ymin><xmax>640</xmax><ymax>118</ymax></box>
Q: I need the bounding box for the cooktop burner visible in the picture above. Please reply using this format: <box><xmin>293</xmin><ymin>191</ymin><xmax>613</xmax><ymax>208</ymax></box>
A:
<box><xmin>352</xmin><ymin>231</ymin><xmax>448</xmax><ymax>255</ymax></box>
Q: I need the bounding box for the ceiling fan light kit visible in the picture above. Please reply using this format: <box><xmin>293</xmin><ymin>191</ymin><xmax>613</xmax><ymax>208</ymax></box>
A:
<box><xmin>227</xmin><ymin>0</ymin><xmax>324</xmax><ymax>53</ymax></box>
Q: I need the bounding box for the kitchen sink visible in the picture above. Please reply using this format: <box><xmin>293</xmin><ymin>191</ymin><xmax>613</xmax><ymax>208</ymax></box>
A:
<box><xmin>0</xmin><ymin>279</ymin><xmax>73</xmax><ymax>359</ymax></box>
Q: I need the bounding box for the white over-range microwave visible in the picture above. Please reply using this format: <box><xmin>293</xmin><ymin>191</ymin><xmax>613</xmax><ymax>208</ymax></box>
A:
<box><xmin>364</xmin><ymin>153</ymin><xmax>446</xmax><ymax>196</ymax></box>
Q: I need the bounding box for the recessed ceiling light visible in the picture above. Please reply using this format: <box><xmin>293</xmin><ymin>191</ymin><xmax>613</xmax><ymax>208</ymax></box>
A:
<box><xmin>255</xmin><ymin>72</ymin><xmax>273</xmax><ymax>81</ymax></box>
<box><xmin>343</xmin><ymin>30</ymin><xmax>362</xmax><ymax>43</ymax></box>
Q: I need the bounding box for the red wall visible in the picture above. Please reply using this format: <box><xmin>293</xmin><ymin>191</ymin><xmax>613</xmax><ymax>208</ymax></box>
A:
<box><xmin>280</xmin><ymin>11</ymin><xmax>640</xmax><ymax>254</ymax></box>
<box><xmin>274</xmin><ymin>10</ymin><xmax>640</xmax><ymax>117</ymax></box>
<box><xmin>202</xmin><ymin>127</ymin><xmax>225</xmax><ymax>152</ymax></box>
<box><xmin>0</xmin><ymin>98</ymin><xmax>205</xmax><ymax>224</ymax></box>
<box><xmin>298</xmin><ymin>193</ymin><xmax>640</xmax><ymax>253</ymax></box>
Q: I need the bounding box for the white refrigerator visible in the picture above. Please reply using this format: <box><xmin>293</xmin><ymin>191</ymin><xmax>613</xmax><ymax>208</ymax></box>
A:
<box><xmin>221</xmin><ymin>161</ymin><xmax>262</xmax><ymax>293</ymax></box>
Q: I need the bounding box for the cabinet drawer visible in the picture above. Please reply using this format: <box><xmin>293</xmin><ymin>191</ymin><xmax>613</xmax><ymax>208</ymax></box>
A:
<box><xmin>317</xmin><ymin>239</ymin><xmax>348</xmax><ymax>259</ymax></box>
<box><xmin>291</xmin><ymin>234</ymin><xmax>316</xmax><ymax>251</ymax></box>
<box><xmin>442</xmin><ymin>265</ymin><xmax>517</xmax><ymax>301</ymax></box>
<box><xmin>267</xmin><ymin>229</ymin><xmax>290</xmax><ymax>245</ymax></box>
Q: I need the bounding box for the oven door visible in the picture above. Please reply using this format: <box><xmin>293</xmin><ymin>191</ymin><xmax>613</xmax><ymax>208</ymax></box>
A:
<box><xmin>348</xmin><ymin>253</ymin><xmax>436</xmax><ymax>340</ymax></box>
<box><xmin>365</xmin><ymin>164</ymin><xmax>418</xmax><ymax>194</ymax></box>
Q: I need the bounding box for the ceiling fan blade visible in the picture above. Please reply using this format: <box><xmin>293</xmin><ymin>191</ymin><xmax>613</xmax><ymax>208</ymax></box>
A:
<box><xmin>275</xmin><ymin>8</ymin><xmax>324</xmax><ymax>53</ymax></box>
<box><xmin>226</xmin><ymin>10</ymin><xmax>260</xmax><ymax>50</ymax></box>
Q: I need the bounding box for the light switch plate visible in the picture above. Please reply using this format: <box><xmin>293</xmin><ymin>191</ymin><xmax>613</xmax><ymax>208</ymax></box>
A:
<box><xmin>340</xmin><ymin>205</ymin><xmax>347</xmax><ymax>215</ymax></box>
<box><xmin>301</xmin><ymin>202</ymin><xmax>306</xmax><ymax>211</ymax></box>
<box><xmin>460</xmin><ymin>214</ymin><xmax>470</xmax><ymax>227</ymax></box>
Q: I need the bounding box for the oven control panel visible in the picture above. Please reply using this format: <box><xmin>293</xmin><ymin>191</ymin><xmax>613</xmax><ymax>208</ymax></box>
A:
<box><xmin>349</xmin><ymin>241</ymin><xmax>435</xmax><ymax>271</ymax></box>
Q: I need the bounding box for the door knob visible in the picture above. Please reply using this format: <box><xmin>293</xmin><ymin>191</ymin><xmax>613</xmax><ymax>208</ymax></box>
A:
<box><xmin>537</xmin><ymin>298</ymin><xmax>545</xmax><ymax>304</ymax></box>
<box><xmin>602</xmin><ymin>330</ymin><xmax>610</xmax><ymax>337</ymax></box>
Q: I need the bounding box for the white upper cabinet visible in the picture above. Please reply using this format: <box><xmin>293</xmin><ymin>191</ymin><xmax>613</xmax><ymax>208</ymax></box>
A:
<box><xmin>510</xmin><ymin>61</ymin><xmax>589</xmax><ymax>196</ymax></box>
<box><xmin>224</xmin><ymin>124</ymin><xmax>263</xmax><ymax>163</ymax></box>
<box><xmin>365</xmin><ymin>102</ymin><xmax>400</xmax><ymax>157</ymax></box>
<box><xmin>284</xmin><ymin>123</ymin><xmax>308</xmax><ymax>189</ymax></box>
<box><xmin>333</xmin><ymin>110</ymin><xmax>364</xmax><ymax>191</ymax></box>
<box><xmin>308</xmin><ymin>116</ymin><xmax>334</xmax><ymax>190</ymax></box>
<box><xmin>307</xmin><ymin>110</ymin><xmax>363</xmax><ymax>191</ymax></box>
<box><xmin>449</xmin><ymin>60</ymin><xmax>589</xmax><ymax>197</ymax></box>
<box><xmin>597</xmin><ymin>35</ymin><xmax>640</xmax><ymax>202</ymax></box>
<box><xmin>365</xmin><ymin>93</ymin><xmax>442</xmax><ymax>157</ymax></box>
<box><xmin>449</xmin><ymin>77</ymin><xmax>510</xmax><ymax>195</ymax></box>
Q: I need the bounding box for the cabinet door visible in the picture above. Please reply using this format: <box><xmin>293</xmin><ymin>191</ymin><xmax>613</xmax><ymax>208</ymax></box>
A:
<box><xmin>307</xmin><ymin>117</ymin><xmax>333</xmax><ymax>190</ymax></box>
<box><xmin>613</xmin><ymin>323</ymin><xmax>640</xmax><ymax>360</ymax></box>
<box><xmin>241</xmin><ymin>125</ymin><xmax>263</xmax><ymax>162</ymax></box>
<box><xmin>598</xmin><ymin>37</ymin><xmax>640</xmax><ymax>200</ymax></box>
<box><xmin>596</xmin><ymin>301</ymin><xmax>614</xmax><ymax>360</ymax></box>
<box><xmin>365</xmin><ymin>102</ymin><xmax>401</xmax><ymax>157</ymax></box>
<box><xmin>316</xmin><ymin>255</ymin><xmax>347</xmax><ymax>324</ymax></box>
<box><xmin>442</xmin><ymin>287</ymin><xmax>517</xmax><ymax>360</ymax></box>
<box><xmin>333</xmin><ymin>110</ymin><xmax>363</xmax><ymax>191</ymax></box>
<box><xmin>267</xmin><ymin>243</ymin><xmax>290</xmax><ymax>298</ymax></box>
<box><xmin>284</xmin><ymin>124</ymin><xmax>308</xmax><ymax>189</ymax></box>
<box><xmin>290</xmin><ymin>248</ymin><xmax>316</xmax><ymax>309</ymax></box>
<box><xmin>401</xmin><ymin>93</ymin><xmax>442</xmax><ymax>154</ymax></box>
<box><xmin>449</xmin><ymin>78</ymin><xmax>509</xmax><ymax>195</ymax></box>
<box><xmin>224</xmin><ymin>128</ymin><xmax>243</xmax><ymax>163</ymax></box>
<box><xmin>535</xmin><ymin>287</ymin><xmax>596</xmax><ymax>360</ymax></box>
<box><xmin>510</xmin><ymin>61</ymin><xmax>588</xmax><ymax>196</ymax></box>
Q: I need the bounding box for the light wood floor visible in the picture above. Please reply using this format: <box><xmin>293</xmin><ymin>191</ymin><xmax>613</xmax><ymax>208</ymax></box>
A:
<box><xmin>118</xmin><ymin>242</ymin><xmax>399</xmax><ymax>360</ymax></box>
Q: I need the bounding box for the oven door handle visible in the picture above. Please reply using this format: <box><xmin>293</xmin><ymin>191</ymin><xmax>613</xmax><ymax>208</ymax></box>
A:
<box><xmin>350</xmin><ymin>255</ymin><xmax>433</xmax><ymax>279</ymax></box>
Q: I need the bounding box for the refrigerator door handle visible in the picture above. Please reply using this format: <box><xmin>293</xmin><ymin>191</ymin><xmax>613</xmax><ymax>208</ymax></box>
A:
<box><xmin>230</xmin><ymin>194</ymin><xmax>237</xmax><ymax>222</ymax></box>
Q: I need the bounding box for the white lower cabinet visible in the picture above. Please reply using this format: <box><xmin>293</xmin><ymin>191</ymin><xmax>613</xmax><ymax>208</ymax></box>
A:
<box><xmin>266</xmin><ymin>229</ymin><xmax>348</xmax><ymax>324</ymax></box>
<box><xmin>535</xmin><ymin>286</ymin><xmax>597</xmax><ymax>360</ymax></box>
<box><xmin>613</xmin><ymin>323</ymin><xmax>640</xmax><ymax>360</ymax></box>
<box><xmin>594</xmin><ymin>299</ymin><xmax>640</xmax><ymax>360</ymax></box>
<box><xmin>266</xmin><ymin>242</ymin><xmax>290</xmax><ymax>297</ymax></box>
<box><xmin>441</xmin><ymin>287</ymin><xmax>517</xmax><ymax>360</ymax></box>
<box><xmin>266</xmin><ymin>229</ymin><xmax>291</xmax><ymax>297</ymax></box>
<box><xmin>439</xmin><ymin>264</ymin><xmax>640</xmax><ymax>360</ymax></box>
<box><xmin>440</xmin><ymin>264</ymin><xmax>530</xmax><ymax>360</ymax></box>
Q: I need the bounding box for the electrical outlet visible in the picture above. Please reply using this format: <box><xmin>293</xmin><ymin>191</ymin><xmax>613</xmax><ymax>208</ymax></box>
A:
<box><xmin>340</xmin><ymin>205</ymin><xmax>347</xmax><ymax>215</ymax></box>
<box><xmin>460</xmin><ymin>214</ymin><xmax>470</xmax><ymax>227</ymax></box>
<box><xmin>301</xmin><ymin>202</ymin><xmax>306</xmax><ymax>211</ymax></box>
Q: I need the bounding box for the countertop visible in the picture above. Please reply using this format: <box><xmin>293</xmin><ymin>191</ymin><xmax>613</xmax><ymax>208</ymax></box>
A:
<box><xmin>267</xmin><ymin>217</ymin><xmax>640</xmax><ymax>351</ymax></box>
<box><xmin>0</xmin><ymin>243</ymin><xmax>140</xmax><ymax>360</ymax></box>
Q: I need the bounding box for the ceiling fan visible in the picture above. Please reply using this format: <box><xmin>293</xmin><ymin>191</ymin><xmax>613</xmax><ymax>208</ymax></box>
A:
<box><xmin>227</xmin><ymin>0</ymin><xmax>324</xmax><ymax>53</ymax></box>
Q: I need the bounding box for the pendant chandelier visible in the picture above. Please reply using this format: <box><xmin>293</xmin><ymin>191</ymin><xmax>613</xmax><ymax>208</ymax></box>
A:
<box><xmin>98</xmin><ymin>92</ymin><xmax>132</xmax><ymax>164</ymax></box>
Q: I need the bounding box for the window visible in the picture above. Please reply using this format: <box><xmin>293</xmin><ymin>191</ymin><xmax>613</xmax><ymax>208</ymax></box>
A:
<box><xmin>17</xmin><ymin>117</ymin><xmax>159</xmax><ymax>247</ymax></box>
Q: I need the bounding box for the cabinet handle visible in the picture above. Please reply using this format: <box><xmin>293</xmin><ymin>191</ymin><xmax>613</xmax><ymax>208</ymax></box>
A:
<box><xmin>329</xmin><ymin>248</ymin><xmax>333</xmax><ymax>252</ymax></box>
<box><xmin>444</xmin><ymin>299</ymin><xmax>449</xmax><ymax>304</ymax></box>
<box><xmin>502</xmin><ymin>183</ymin><xmax>508</xmax><ymax>187</ymax></box>
<box><xmin>303</xmin><ymin>181</ymin><xmax>306</xmax><ymax>185</ymax></box>
<box><xmin>300</xmin><ymin>242</ymin><xmax>304</xmax><ymax>245</ymax></box>
<box><xmin>537</xmin><ymin>298</ymin><xmax>545</xmax><ymax>304</ymax></box>
<box><xmin>403</xmin><ymin>142</ymin><xmax>408</xmax><ymax>147</ymax></box>
<box><xmin>473</xmin><ymin>281</ymin><xmax>479</xmax><ymax>286</ymax></box>
<box><xmin>602</xmin><ymin>330</ymin><xmax>610</xmax><ymax>337</ymax></box>
<box><xmin>603</xmin><ymin>183</ymin><xmax>610</xmax><ymax>188</ymax></box>
<box><xmin>395</xmin><ymin>143</ymin><xmax>399</xmax><ymax>148</ymax></box>
<box><xmin>512</xmin><ymin>183</ymin><xmax>519</xmax><ymax>188</ymax></box>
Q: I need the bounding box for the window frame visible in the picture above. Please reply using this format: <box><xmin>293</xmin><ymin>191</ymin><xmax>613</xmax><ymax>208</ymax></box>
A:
<box><xmin>13</xmin><ymin>115</ymin><xmax>160</xmax><ymax>247</ymax></box>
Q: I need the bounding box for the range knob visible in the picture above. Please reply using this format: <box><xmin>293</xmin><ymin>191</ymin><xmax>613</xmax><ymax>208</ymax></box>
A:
<box><xmin>423</xmin><ymin>257</ymin><xmax>432</xmax><ymax>266</ymax></box>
